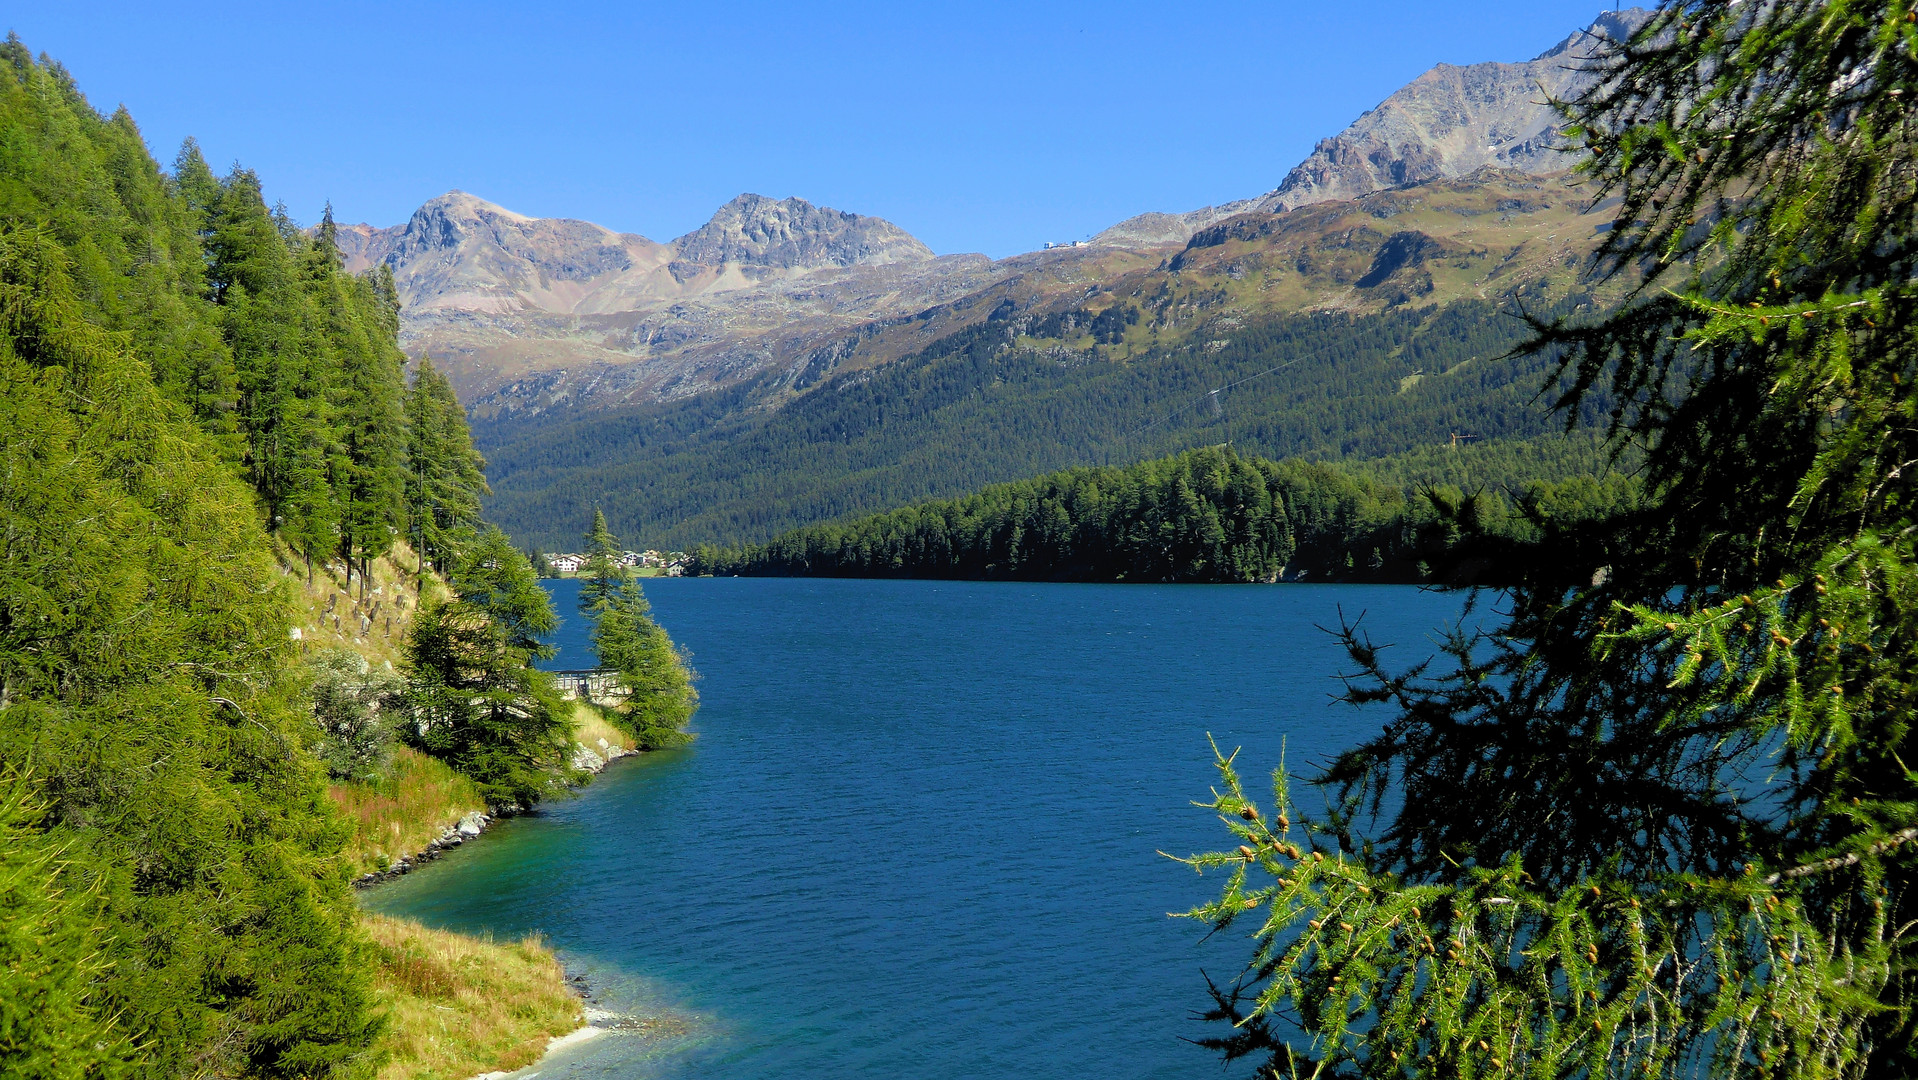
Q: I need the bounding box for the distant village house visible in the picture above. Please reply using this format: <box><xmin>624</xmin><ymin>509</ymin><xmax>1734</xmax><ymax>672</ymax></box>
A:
<box><xmin>542</xmin><ymin>550</ymin><xmax>687</xmax><ymax>576</ymax></box>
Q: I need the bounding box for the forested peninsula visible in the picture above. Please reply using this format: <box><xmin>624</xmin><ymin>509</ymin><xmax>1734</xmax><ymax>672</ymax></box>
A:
<box><xmin>686</xmin><ymin>438</ymin><xmax>1636</xmax><ymax>584</ymax></box>
<box><xmin>0</xmin><ymin>40</ymin><xmax>693</xmax><ymax>1080</ymax></box>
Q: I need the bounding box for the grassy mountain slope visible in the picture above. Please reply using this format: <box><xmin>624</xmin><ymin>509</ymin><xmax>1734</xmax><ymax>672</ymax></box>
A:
<box><xmin>475</xmin><ymin>171</ymin><xmax>1617</xmax><ymax>551</ymax></box>
<box><xmin>479</xmin><ymin>289</ymin><xmax>1608</xmax><ymax>551</ymax></box>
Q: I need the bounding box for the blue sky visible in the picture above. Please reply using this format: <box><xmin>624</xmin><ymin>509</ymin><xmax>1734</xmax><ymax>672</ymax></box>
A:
<box><xmin>14</xmin><ymin>2</ymin><xmax>1618</xmax><ymax>257</ymax></box>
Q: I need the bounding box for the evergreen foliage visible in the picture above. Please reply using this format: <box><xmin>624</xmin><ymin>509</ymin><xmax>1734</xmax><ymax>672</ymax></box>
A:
<box><xmin>0</xmin><ymin>771</ymin><xmax>123</xmax><ymax>1080</ymax></box>
<box><xmin>405</xmin><ymin>356</ymin><xmax>489</xmax><ymax>582</ymax></box>
<box><xmin>0</xmin><ymin>41</ymin><xmax>573</xmax><ymax>1078</ymax></box>
<box><xmin>686</xmin><ymin>440</ymin><xmax>1637</xmax><ymax>584</ymax></box>
<box><xmin>578</xmin><ymin>508</ymin><xmax>626</xmax><ymax>612</ymax></box>
<box><xmin>0</xmin><ymin>223</ymin><xmax>378</xmax><ymax>1076</ymax></box>
<box><xmin>589</xmin><ymin>584</ymin><xmax>698</xmax><ymax>750</ymax></box>
<box><xmin>477</xmin><ymin>290</ymin><xmax>1614</xmax><ymax>551</ymax></box>
<box><xmin>0</xmin><ymin>38</ymin><xmax>414</xmax><ymax>584</ymax></box>
<box><xmin>0</xmin><ymin>39</ymin><xmax>239</xmax><ymax>452</ymax></box>
<box><xmin>401</xmin><ymin>527</ymin><xmax>575</xmax><ymax>808</ymax></box>
<box><xmin>1184</xmin><ymin>2</ymin><xmax>1918</xmax><ymax>1075</ymax></box>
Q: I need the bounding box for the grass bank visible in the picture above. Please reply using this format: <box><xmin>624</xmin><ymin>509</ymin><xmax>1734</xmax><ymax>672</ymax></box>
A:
<box><xmin>288</xmin><ymin>552</ymin><xmax>637</xmax><ymax>1079</ymax></box>
<box><xmin>365</xmin><ymin>914</ymin><xmax>583</xmax><ymax>1080</ymax></box>
<box><xmin>330</xmin><ymin>748</ymin><xmax>489</xmax><ymax>878</ymax></box>
<box><xmin>281</xmin><ymin>540</ymin><xmax>443</xmax><ymax>670</ymax></box>
<box><xmin>571</xmin><ymin>701</ymin><xmax>638</xmax><ymax>758</ymax></box>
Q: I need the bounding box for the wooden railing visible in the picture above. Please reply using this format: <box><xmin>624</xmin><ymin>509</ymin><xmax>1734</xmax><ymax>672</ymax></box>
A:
<box><xmin>550</xmin><ymin>669</ymin><xmax>622</xmax><ymax>705</ymax></box>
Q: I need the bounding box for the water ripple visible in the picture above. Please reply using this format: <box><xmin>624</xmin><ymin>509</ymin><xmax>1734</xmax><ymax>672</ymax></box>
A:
<box><xmin>365</xmin><ymin>579</ymin><xmax>1465</xmax><ymax>1079</ymax></box>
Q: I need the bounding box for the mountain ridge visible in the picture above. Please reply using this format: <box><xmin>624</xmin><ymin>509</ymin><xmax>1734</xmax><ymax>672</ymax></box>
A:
<box><xmin>335</xmin><ymin>189</ymin><xmax>931</xmax><ymax>316</ymax></box>
<box><xmin>334</xmin><ymin>8</ymin><xmax>1648</xmax><ymax>420</ymax></box>
<box><xmin>1090</xmin><ymin>8</ymin><xmax>1650</xmax><ymax>248</ymax></box>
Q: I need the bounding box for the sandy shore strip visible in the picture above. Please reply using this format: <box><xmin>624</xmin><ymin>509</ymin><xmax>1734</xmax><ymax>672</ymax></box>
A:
<box><xmin>469</xmin><ymin>1023</ymin><xmax>608</xmax><ymax>1080</ymax></box>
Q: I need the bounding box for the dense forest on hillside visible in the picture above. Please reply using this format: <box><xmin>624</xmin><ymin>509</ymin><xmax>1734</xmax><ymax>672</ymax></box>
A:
<box><xmin>686</xmin><ymin>439</ymin><xmax>1637</xmax><ymax>583</ymax></box>
<box><xmin>477</xmin><ymin>286</ymin><xmax>1613</xmax><ymax>550</ymax></box>
<box><xmin>0</xmin><ymin>41</ymin><xmax>690</xmax><ymax>1079</ymax></box>
<box><xmin>0</xmin><ymin>41</ymin><xmax>392</xmax><ymax>1068</ymax></box>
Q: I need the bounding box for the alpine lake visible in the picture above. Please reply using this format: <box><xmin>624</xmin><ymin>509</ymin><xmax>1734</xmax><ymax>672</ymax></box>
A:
<box><xmin>362</xmin><ymin>578</ymin><xmax>1470</xmax><ymax>1079</ymax></box>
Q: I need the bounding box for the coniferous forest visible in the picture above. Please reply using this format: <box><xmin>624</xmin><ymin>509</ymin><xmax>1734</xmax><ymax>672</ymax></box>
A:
<box><xmin>0</xmin><ymin>39</ymin><xmax>693</xmax><ymax>1078</ymax></box>
<box><xmin>476</xmin><ymin>289</ymin><xmax>1617</xmax><ymax>551</ymax></box>
<box><xmin>686</xmin><ymin>440</ymin><xmax>1638</xmax><ymax>583</ymax></box>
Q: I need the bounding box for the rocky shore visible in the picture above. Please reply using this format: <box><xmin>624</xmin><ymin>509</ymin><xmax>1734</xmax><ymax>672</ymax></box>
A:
<box><xmin>352</xmin><ymin>736</ymin><xmax>638</xmax><ymax>889</ymax></box>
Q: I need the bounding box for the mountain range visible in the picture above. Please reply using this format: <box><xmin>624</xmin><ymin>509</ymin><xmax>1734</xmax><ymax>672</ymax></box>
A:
<box><xmin>317</xmin><ymin>9</ymin><xmax>1657</xmax><ymax>549</ymax></box>
<box><xmin>335</xmin><ymin>9</ymin><xmax>1646</xmax><ymax>424</ymax></box>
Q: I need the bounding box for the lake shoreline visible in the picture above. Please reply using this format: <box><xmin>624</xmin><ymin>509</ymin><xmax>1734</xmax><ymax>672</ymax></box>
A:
<box><xmin>360</xmin><ymin>577</ymin><xmax>1465</xmax><ymax>1080</ymax></box>
<box><xmin>352</xmin><ymin>728</ymin><xmax>641</xmax><ymax>889</ymax></box>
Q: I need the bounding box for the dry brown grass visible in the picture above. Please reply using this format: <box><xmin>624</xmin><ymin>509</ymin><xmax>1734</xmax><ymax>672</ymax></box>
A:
<box><xmin>280</xmin><ymin>540</ymin><xmax>447</xmax><ymax>670</ymax></box>
<box><xmin>364</xmin><ymin>913</ymin><xmax>582</xmax><ymax>1080</ymax></box>
<box><xmin>329</xmin><ymin>748</ymin><xmax>487</xmax><ymax>877</ymax></box>
<box><xmin>569</xmin><ymin>703</ymin><xmax>636</xmax><ymax>757</ymax></box>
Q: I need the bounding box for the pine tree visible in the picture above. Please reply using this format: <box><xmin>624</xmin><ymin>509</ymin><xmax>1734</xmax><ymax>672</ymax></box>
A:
<box><xmin>578</xmin><ymin>507</ymin><xmax>628</xmax><ymax>612</ymax></box>
<box><xmin>404</xmin><ymin>356</ymin><xmax>489</xmax><ymax>584</ymax></box>
<box><xmin>574</xmin><ymin>510</ymin><xmax>696</xmax><ymax>747</ymax></box>
<box><xmin>1185</xmin><ymin>3</ymin><xmax>1918</xmax><ymax>1076</ymax></box>
<box><xmin>323</xmin><ymin>267</ymin><xmax>407</xmax><ymax>598</ymax></box>
<box><xmin>209</xmin><ymin>167</ymin><xmax>341</xmax><ymax>568</ymax></box>
<box><xmin>589</xmin><ymin>579</ymin><xmax>697</xmax><ymax>749</ymax></box>
<box><xmin>401</xmin><ymin>527</ymin><xmax>573</xmax><ymax>807</ymax></box>
<box><xmin>0</xmin><ymin>48</ymin><xmax>239</xmax><ymax>457</ymax></box>
<box><xmin>315</xmin><ymin>201</ymin><xmax>341</xmax><ymax>269</ymax></box>
<box><xmin>0</xmin><ymin>223</ymin><xmax>379</xmax><ymax>1079</ymax></box>
<box><xmin>0</xmin><ymin>771</ymin><xmax>124</xmax><ymax>1080</ymax></box>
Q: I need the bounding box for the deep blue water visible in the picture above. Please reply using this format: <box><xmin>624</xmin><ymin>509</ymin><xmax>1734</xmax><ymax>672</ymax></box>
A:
<box><xmin>362</xmin><ymin>578</ymin><xmax>1469</xmax><ymax>1079</ymax></box>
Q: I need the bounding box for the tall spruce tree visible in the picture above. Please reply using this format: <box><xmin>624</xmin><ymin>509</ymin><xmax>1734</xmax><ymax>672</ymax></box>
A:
<box><xmin>0</xmin><ymin>45</ymin><xmax>240</xmax><ymax>458</ymax></box>
<box><xmin>404</xmin><ymin>356</ymin><xmax>489</xmax><ymax>583</ymax></box>
<box><xmin>402</xmin><ymin>527</ymin><xmax>574</xmax><ymax>807</ymax></box>
<box><xmin>1185</xmin><ymin>3</ymin><xmax>1918</xmax><ymax>1077</ymax></box>
<box><xmin>208</xmin><ymin>167</ymin><xmax>341</xmax><ymax>568</ymax></box>
<box><xmin>589</xmin><ymin>582</ymin><xmax>697</xmax><ymax>750</ymax></box>
<box><xmin>578</xmin><ymin>507</ymin><xmax>627</xmax><ymax>612</ymax></box>
<box><xmin>318</xmin><ymin>260</ymin><xmax>407</xmax><ymax>597</ymax></box>
<box><xmin>576</xmin><ymin>511</ymin><xmax>696</xmax><ymax>747</ymax></box>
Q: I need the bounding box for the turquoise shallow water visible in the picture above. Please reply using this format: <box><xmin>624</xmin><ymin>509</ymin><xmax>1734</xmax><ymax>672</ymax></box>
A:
<box><xmin>362</xmin><ymin>578</ymin><xmax>1467</xmax><ymax>1079</ymax></box>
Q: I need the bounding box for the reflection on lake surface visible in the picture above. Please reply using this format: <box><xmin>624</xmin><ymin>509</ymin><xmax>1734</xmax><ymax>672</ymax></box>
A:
<box><xmin>363</xmin><ymin>578</ymin><xmax>1467</xmax><ymax>1080</ymax></box>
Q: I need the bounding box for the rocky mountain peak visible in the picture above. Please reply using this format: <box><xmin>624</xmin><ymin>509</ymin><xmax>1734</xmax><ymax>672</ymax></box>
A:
<box><xmin>1540</xmin><ymin>10</ymin><xmax>1652</xmax><ymax>60</ymax></box>
<box><xmin>350</xmin><ymin>191</ymin><xmax>667</xmax><ymax>315</ymax></box>
<box><xmin>418</xmin><ymin>189</ymin><xmax>530</xmax><ymax>224</ymax></box>
<box><xmin>388</xmin><ymin>191</ymin><xmax>640</xmax><ymax>275</ymax></box>
<box><xmin>1088</xmin><ymin>9</ymin><xmax>1652</xmax><ymax>250</ymax></box>
<box><xmin>1261</xmin><ymin>8</ymin><xmax>1654</xmax><ymax>212</ymax></box>
<box><xmin>671</xmin><ymin>193</ymin><xmax>934</xmax><ymax>271</ymax></box>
